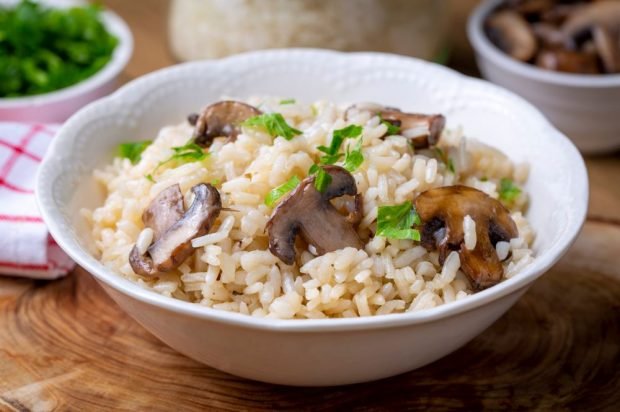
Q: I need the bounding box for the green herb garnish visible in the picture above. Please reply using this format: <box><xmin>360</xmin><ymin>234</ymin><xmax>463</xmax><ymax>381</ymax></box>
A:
<box><xmin>343</xmin><ymin>139</ymin><xmax>364</xmax><ymax>172</ymax></box>
<box><xmin>148</xmin><ymin>142</ymin><xmax>209</xmax><ymax>180</ymax></box>
<box><xmin>279</xmin><ymin>98</ymin><xmax>296</xmax><ymax>105</ymax></box>
<box><xmin>265</xmin><ymin>175</ymin><xmax>300</xmax><ymax>207</ymax></box>
<box><xmin>499</xmin><ymin>178</ymin><xmax>521</xmax><ymax>202</ymax></box>
<box><xmin>447</xmin><ymin>158</ymin><xmax>455</xmax><ymax>174</ymax></box>
<box><xmin>317</xmin><ymin>124</ymin><xmax>363</xmax><ymax>165</ymax></box>
<box><xmin>318</xmin><ymin>124</ymin><xmax>362</xmax><ymax>156</ymax></box>
<box><xmin>434</xmin><ymin>147</ymin><xmax>456</xmax><ymax>174</ymax></box>
<box><xmin>118</xmin><ymin>141</ymin><xmax>152</xmax><ymax>164</ymax></box>
<box><xmin>0</xmin><ymin>0</ymin><xmax>118</xmax><ymax>97</ymax></box>
<box><xmin>382</xmin><ymin>120</ymin><xmax>401</xmax><ymax>136</ymax></box>
<box><xmin>378</xmin><ymin>115</ymin><xmax>400</xmax><ymax>136</ymax></box>
<box><xmin>376</xmin><ymin>201</ymin><xmax>421</xmax><ymax>241</ymax></box>
<box><xmin>308</xmin><ymin>164</ymin><xmax>332</xmax><ymax>193</ymax></box>
<box><xmin>242</xmin><ymin>113</ymin><xmax>302</xmax><ymax>140</ymax></box>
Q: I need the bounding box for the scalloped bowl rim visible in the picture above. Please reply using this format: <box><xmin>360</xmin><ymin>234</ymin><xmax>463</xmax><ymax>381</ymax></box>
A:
<box><xmin>36</xmin><ymin>49</ymin><xmax>588</xmax><ymax>332</ymax></box>
<box><xmin>0</xmin><ymin>5</ymin><xmax>133</xmax><ymax>108</ymax></box>
<box><xmin>468</xmin><ymin>0</ymin><xmax>620</xmax><ymax>88</ymax></box>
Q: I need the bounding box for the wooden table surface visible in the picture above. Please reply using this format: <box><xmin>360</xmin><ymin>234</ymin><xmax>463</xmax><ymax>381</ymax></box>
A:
<box><xmin>1</xmin><ymin>1</ymin><xmax>619</xmax><ymax>410</ymax></box>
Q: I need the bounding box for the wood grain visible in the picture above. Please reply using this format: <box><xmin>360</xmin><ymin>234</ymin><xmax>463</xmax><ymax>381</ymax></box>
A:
<box><xmin>1</xmin><ymin>221</ymin><xmax>618</xmax><ymax>411</ymax></box>
<box><xmin>1</xmin><ymin>0</ymin><xmax>620</xmax><ymax>410</ymax></box>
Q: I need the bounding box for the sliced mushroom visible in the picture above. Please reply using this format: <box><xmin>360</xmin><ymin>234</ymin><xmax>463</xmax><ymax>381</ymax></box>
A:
<box><xmin>193</xmin><ymin>100</ymin><xmax>262</xmax><ymax>147</ymax></box>
<box><xmin>414</xmin><ymin>186</ymin><xmax>518</xmax><ymax>290</ymax></box>
<box><xmin>486</xmin><ymin>10</ymin><xmax>538</xmax><ymax>62</ymax></box>
<box><xmin>345</xmin><ymin>103</ymin><xmax>445</xmax><ymax>150</ymax></box>
<box><xmin>331</xmin><ymin>194</ymin><xmax>364</xmax><ymax>225</ymax></box>
<box><xmin>535</xmin><ymin>48</ymin><xmax>599</xmax><ymax>73</ymax></box>
<box><xmin>129</xmin><ymin>183</ymin><xmax>222</xmax><ymax>277</ymax></box>
<box><xmin>140</xmin><ymin>184</ymin><xmax>185</xmax><ymax>240</ymax></box>
<box><xmin>379</xmin><ymin>108</ymin><xmax>446</xmax><ymax>150</ymax></box>
<box><xmin>266</xmin><ymin>166</ymin><xmax>363</xmax><ymax>265</ymax></box>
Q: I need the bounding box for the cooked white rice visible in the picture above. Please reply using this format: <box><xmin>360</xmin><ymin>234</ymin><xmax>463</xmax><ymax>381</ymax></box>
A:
<box><xmin>84</xmin><ymin>97</ymin><xmax>535</xmax><ymax>319</ymax></box>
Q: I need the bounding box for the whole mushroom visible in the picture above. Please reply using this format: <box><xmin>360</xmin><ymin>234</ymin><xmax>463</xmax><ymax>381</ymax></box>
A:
<box><xmin>266</xmin><ymin>166</ymin><xmax>364</xmax><ymax>265</ymax></box>
<box><xmin>130</xmin><ymin>183</ymin><xmax>222</xmax><ymax>277</ymax></box>
<box><xmin>485</xmin><ymin>10</ymin><xmax>538</xmax><ymax>62</ymax></box>
<box><xmin>414</xmin><ymin>185</ymin><xmax>518</xmax><ymax>290</ymax></box>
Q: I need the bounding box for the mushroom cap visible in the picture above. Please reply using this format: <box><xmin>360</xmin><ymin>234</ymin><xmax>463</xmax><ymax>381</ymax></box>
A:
<box><xmin>193</xmin><ymin>100</ymin><xmax>261</xmax><ymax>147</ymax></box>
<box><xmin>129</xmin><ymin>183</ymin><xmax>222</xmax><ymax>277</ymax></box>
<box><xmin>414</xmin><ymin>185</ymin><xmax>518</xmax><ymax>290</ymax></box>
<box><xmin>266</xmin><ymin>166</ymin><xmax>363</xmax><ymax>265</ymax></box>
<box><xmin>486</xmin><ymin>10</ymin><xmax>538</xmax><ymax>62</ymax></box>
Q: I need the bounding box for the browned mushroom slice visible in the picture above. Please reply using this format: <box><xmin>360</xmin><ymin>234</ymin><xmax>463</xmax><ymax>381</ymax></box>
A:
<box><xmin>129</xmin><ymin>183</ymin><xmax>222</xmax><ymax>277</ymax></box>
<box><xmin>414</xmin><ymin>186</ymin><xmax>518</xmax><ymax>290</ymax></box>
<box><xmin>141</xmin><ymin>184</ymin><xmax>185</xmax><ymax>241</ymax></box>
<box><xmin>535</xmin><ymin>49</ymin><xmax>599</xmax><ymax>73</ymax></box>
<box><xmin>266</xmin><ymin>166</ymin><xmax>364</xmax><ymax>265</ymax></box>
<box><xmin>331</xmin><ymin>194</ymin><xmax>364</xmax><ymax>225</ymax></box>
<box><xmin>193</xmin><ymin>100</ymin><xmax>262</xmax><ymax>147</ymax></box>
<box><xmin>485</xmin><ymin>10</ymin><xmax>538</xmax><ymax>62</ymax></box>
<box><xmin>345</xmin><ymin>103</ymin><xmax>445</xmax><ymax>150</ymax></box>
<box><xmin>379</xmin><ymin>109</ymin><xmax>446</xmax><ymax>150</ymax></box>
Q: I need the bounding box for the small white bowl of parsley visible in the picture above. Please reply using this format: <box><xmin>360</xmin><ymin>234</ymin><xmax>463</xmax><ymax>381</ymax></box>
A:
<box><xmin>0</xmin><ymin>0</ymin><xmax>132</xmax><ymax>122</ymax></box>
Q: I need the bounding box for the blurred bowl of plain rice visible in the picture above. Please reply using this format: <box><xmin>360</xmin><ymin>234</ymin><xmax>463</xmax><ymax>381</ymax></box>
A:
<box><xmin>168</xmin><ymin>0</ymin><xmax>448</xmax><ymax>61</ymax></box>
<box><xmin>37</xmin><ymin>49</ymin><xmax>588</xmax><ymax>386</ymax></box>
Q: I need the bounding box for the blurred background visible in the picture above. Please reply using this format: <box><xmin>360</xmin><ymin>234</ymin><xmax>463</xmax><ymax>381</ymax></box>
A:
<box><xmin>102</xmin><ymin>0</ymin><xmax>481</xmax><ymax>81</ymax></box>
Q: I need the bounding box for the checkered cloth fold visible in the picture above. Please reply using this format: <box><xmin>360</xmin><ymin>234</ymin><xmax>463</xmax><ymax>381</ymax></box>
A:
<box><xmin>0</xmin><ymin>122</ymin><xmax>74</xmax><ymax>279</ymax></box>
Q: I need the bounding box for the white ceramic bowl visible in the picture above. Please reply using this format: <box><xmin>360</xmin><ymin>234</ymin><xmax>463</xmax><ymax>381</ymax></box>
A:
<box><xmin>36</xmin><ymin>49</ymin><xmax>588</xmax><ymax>386</ymax></box>
<box><xmin>0</xmin><ymin>0</ymin><xmax>133</xmax><ymax>123</ymax></box>
<box><xmin>468</xmin><ymin>0</ymin><xmax>620</xmax><ymax>154</ymax></box>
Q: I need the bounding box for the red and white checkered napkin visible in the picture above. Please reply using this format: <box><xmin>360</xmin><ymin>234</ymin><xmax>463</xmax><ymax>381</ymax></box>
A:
<box><xmin>0</xmin><ymin>122</ymin><xmax>74</xmax><ymax>279</ymax></box>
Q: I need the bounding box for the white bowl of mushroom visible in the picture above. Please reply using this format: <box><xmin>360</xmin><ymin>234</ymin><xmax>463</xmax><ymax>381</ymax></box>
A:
<box><xmin>468</xmin><ymin>0</ymin><xmax>620</xmax><ymax>154</ymax></box>
<box><xmin>36</xmin><ymin>49</ymin><xmax>588</xmax><ymax>386</ymax></box>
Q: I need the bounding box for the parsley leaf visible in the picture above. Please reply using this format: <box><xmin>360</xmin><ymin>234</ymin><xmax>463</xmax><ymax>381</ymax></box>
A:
<box><xmin>265</xmin><ymin>176</ymin><xmax>301</xmax><ymax>207</ymax></box>
<box><xmin>379</xmin><ymin>116</ymin><xmax>401</xmax><ymax>136</ymax></box>
<box><xmin>279</xmin><ymin>98</ymin><xmax>296</xmax><ymax>105</ymax></box>
<box><xmin>118</xmin><ymin>141</ymin><xmax>152</xmax><ymax>164</ymax></box>
<box><xmin>318</xmin><ymin>125</ymin><xmax>362</xmax><ymax>155</ymax></box>
<box><xmin>319</xmin><ymin>153</ymin><xmax>344</xmax><ymax>165</ymax></box>
<box><xmin>318</xmin><ymin>124</ymin><xmax>363</xmax><ymax>166</ymax></box>
<box><xmin>499</xmin><ymin>178</ymin><xmax>521</xmax><ymax>202</ymax></box>
<box><xmin>376</xmin><ymin>201</ymin><xmax>421</xmax><ymax>241</ymax></box>
<box><xmin>435</xmin><ymin>147</ymin><xmax>456</xmax><ymax>174</ymax></box>
<box><xmin>308</xmin><ymin>164</ymin><xmax>332</xmax><ymax>193</ymax></box>
<box><xmin>148</xmin><ymin>142</ymin><xmax>209</xmax><ymax>180</ymax></box>
<box><xmin>447</xmin><ymin>158</ymin><xmax>455</xmax><ymax>174</ymax></box>
<box><xmin>242</xmin><ymin>113</ymin><xmax>302</xmax><ymax>140</ymax></box>
<box><xmin>343</xmin><ymin>139</ymin><xmax>364</xmax><ymax>172</ymax></box>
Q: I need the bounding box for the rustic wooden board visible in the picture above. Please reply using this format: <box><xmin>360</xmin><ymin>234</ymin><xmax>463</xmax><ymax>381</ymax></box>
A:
<box><xmin>1</xmin><ymin>220</ymin><xmax>618</xmax><ymax>411</ymax></box>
